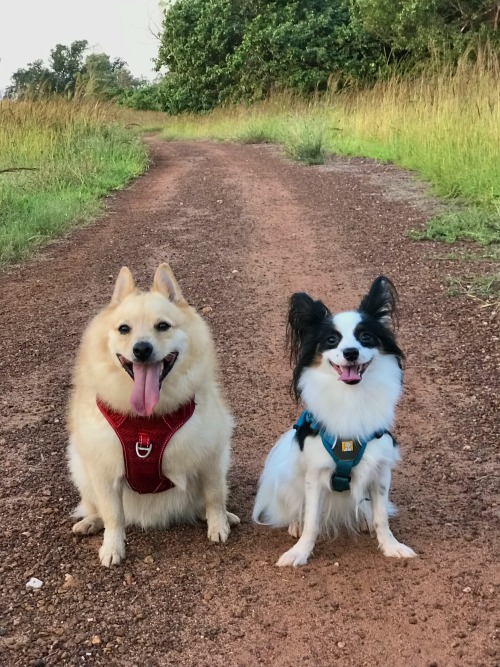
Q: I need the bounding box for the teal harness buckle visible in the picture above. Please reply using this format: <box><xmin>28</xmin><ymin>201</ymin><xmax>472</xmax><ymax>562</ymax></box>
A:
<box><xmin>293</xmin><ymin>410</ymin><xmax>386</xmax><ymax>493</ymax></box>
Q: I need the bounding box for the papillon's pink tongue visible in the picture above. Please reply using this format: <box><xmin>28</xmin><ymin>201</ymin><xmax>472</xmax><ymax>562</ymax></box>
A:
<box><xmin>338</xmin><ymin>365</ymin><xmax>360</xmax><ymax>383</ymax></box>
<box><xmin>130</xmin><ymin>362</ymin><xmax>162</xmax><ymax>416</ymax></box>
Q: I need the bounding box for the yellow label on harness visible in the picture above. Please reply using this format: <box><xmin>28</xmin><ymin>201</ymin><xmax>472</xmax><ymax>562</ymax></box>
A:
<box><xmin>341</xmin><ymin>440</ymin><xmax>354</xmax><ymax>452</ymax></box>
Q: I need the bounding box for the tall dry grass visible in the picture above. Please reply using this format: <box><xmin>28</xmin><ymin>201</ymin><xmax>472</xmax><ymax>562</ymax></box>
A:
<box><xmin>332</xmin><ymin>46</ymin><xmax>500</xmax><ymax>207</ymax></box>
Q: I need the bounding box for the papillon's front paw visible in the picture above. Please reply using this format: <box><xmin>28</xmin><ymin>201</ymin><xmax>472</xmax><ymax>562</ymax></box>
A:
<box><xmin>381</xmin><ymin>540</ymin><xmax>417</xmax><ymax>558</ymax></box>
<box><xmin>276</xmin><ymin>545</ymin><xmax>311</xmax><ymax>567</ymax></box>
<box><xmin>288</xmin><ymin>521</ymin><xmax>302</xmax><ymax>538</ymax></box>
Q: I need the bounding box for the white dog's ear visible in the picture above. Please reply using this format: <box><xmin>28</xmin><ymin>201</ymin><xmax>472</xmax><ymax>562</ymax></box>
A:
<box><xmin>153</xmin><ymin>263</ymin><xmax>186</xmax><ymax>304</ymax></box>
<box><xmin>111</xmin><ymin>267</ymin><xmax>135</xmax><ymax>305</ymax></box>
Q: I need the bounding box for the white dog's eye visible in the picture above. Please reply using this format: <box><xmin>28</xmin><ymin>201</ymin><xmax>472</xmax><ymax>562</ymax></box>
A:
<box><xmin>118</xmin><ymin>324</ymin><xmax>131</xmax><ymax>335</ymax></box>
<box><xmin>156</xmin><ymin>321</ymin><xmax>171</xmax><ymax>332</ymax></box>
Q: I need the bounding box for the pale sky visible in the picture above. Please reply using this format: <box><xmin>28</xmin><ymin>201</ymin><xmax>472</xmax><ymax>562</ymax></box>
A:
<box><xmin>0</xmin><ymin>0</ymin><xmax>164</xmax><ymax>93</ymax></box>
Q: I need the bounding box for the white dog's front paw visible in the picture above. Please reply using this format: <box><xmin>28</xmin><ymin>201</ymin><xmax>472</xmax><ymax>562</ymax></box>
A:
<box><xmin>381</xmin><ymin>540</ymin><xmax>417</xmax><ymax>559</ymax></box>
<box><xmin>99</xmin><ymin>534</ymin><xmax>125</xmax><ymax>567</ymax></box>
<box><xmin>276</xmin><ymin>545</ymin><xmax>311</xmax><ymax>567</ymax></box>
<box><xmin>207</xmin><ymin>513</ymin><xmax>231</xmax><ymax>543</ymax></box>
<box><xmin>72</xmin><ymin>516</ymin><xmax>104</xmax><ymax>535</ymax></box>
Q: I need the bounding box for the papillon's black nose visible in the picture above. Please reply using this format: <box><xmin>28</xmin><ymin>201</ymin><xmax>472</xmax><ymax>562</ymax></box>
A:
<box><xmin>343</xmin><ymin>347</ymin><xmax>359</xmax><ymax>362</ymax></box>
<box><xmin>133</xmin><ymin>341</ymin><xmax>154</xmax><ymax>361</ymax></box>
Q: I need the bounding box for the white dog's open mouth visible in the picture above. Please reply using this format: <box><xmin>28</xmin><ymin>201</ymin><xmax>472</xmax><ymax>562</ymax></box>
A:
<box><xmin>117</xmin><ymin>352</ymin><xmax>178</xmax><ymax>416</ymax></box>
<box><xmin>329</xmin><ymin>360</ymin><xmax>371</xmax><ymax>384</ymax></box>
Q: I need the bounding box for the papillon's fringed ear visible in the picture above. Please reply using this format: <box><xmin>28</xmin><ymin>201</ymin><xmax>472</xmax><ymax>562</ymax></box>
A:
<box><xmin>358</xmin><ymin>276</ymin><xmax>398</xmax><ymax>327</ymax></box>
<box><xmin>286</xmin><ymin>292</ymin><xmax>331</xmax><ymax>365</ymax></box>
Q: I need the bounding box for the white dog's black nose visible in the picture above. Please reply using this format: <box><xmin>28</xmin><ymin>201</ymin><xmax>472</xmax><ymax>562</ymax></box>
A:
<box><xmin>343</xmin><ymin>347</ymin><xmax>359</xmax><ymax>362</ymax></box>
<box><xmin>133</xmin><ymin>341</ymin><xmax>154</xmax><ymax>361</ymax></box>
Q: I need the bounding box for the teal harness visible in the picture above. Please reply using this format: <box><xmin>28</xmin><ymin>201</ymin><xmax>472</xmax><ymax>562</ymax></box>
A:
<box><xmin>293</xmin><ymin>411</ymin><xmax>388</xmax><ymax>493</ymax></box>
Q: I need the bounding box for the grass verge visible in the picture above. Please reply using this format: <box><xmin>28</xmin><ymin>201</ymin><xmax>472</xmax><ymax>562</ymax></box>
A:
<box><xmin>0</xmin><ymin>99</ymin><xmax>161</xmax><ymax>265</ymax></box>
<box><xmin>409</xmin><ymin>206</ymin><xmax>500</xmax><ymax>246</ymax></box>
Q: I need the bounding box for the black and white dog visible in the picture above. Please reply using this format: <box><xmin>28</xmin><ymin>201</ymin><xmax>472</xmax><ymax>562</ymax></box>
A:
<box><xmin>253</xmin><ymin>277</ymin><xmax>416</xmax><ymax>567</ymax></box>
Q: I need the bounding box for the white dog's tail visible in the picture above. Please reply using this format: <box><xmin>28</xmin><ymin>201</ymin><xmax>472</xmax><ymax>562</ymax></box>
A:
<box><xmin>252</xmin><ymin>430</ymin><xmax>304</xmax><ymax>527</ymax></box>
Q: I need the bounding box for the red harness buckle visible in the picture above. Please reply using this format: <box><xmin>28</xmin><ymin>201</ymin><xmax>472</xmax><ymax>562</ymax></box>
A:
<box><xmin>136</xmin><ymin>432</ymin><xmax>153</xmax><ymax>459</ymax></box>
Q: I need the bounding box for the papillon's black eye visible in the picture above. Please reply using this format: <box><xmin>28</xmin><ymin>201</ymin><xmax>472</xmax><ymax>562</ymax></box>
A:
<box><xmin>156</xmin><ymin>321</ymin><xmax>171</xmax><ymax>332</ymax></box>
<box><xmin>118</xmin><ymin>324</ymin><xmax>131</xmax><ymax>335</ymax></box>
<box><xmin>325</xmin><ymin>333</ymin><xmax>341</xmax><ymax>347</ymax></box>
<box><xmin>358</xmin><ymin>331</ymin><xmax>375</xmax><ymax>345</ymax></box>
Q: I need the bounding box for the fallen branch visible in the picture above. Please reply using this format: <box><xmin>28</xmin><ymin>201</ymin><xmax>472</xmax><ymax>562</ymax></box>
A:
<box><xmin>0</xmin><ymin>167</ymin><xmax>39</xmax><ymax>174</ymax></box>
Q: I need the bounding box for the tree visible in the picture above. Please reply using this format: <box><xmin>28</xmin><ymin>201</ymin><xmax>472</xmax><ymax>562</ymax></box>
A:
<box><xmin>351</xmin><ymin>0</ymin><xmax>500</xmax><ymax>59</ymax></box>
<box><xmin>5</xmin><ymin>60</ymin><xmax>53</xmax><ymax>98</ymax></box>
<box><xmin>49</xmin><ymin>40</ymin><xmax>88</xmax><ymax>94</ymax></box>
<box><xmin>227</xmin><ymin>0</ymin><xmax>384</xmax><ymax>99</ymax></box>
<box><xmin>156</xmin><ymin>0</ymin><xmax>253</xmax><ymax>111</ymax></box>
<box><xmin>6</xmin><ymin>41</ymin><xmax>143</xmax><ymax>100</ymax></box>
<box><xmin>77</xmin><ymin>53</ymin><xmax>142</xmax><ymax>97</ymax></box>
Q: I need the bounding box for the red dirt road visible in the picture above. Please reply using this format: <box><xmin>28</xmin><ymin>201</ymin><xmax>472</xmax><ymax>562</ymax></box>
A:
<box><xmin>0</xmin><ymin>140</ymin><xmax>498</xmax><ymax>667</ymax></box>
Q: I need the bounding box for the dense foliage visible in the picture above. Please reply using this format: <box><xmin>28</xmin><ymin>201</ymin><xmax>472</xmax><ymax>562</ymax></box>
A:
<box><xmin>353</xmin><ymin>0</ymin><xmax>499</xmax><ymax>57</ymax></box>
<box><xmin>147</xmin><ymin>0</ymin><xmax>499</xmax><ymax>113</ymax></box>
<box><xmin>153</xmin><ymin>0</ymin><xmax>386</xmax><ymax>112</ymax></box>
<box><xmin>5</xmin><ymin>41</ymin><xmax>143</xmax><ymax>99</ymax></box>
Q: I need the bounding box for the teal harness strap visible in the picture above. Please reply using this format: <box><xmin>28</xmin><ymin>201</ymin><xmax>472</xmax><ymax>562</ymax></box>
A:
<box><xmin>293</xmin><ymin>411</ymin><xmax>386</xmax><ymax>493</ymax></box>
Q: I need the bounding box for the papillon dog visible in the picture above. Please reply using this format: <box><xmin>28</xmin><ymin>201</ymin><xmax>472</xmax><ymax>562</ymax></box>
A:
<box><xmin>253</xmin><ymin>276</ymin><xmax>416</xmax><ymax>567</ymax></box>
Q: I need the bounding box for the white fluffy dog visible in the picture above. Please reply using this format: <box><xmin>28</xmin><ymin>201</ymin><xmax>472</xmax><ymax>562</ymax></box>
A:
<box><xmin>67</xmin><ymin>264</ymin><xmax>239</xmax><ymax>566</ymax></box>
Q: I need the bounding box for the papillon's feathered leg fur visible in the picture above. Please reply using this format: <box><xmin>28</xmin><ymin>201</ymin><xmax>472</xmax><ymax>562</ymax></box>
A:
<box><xmin>369</xmin><ymin>468</ymin><xmax>416</xmax><ymax>558</ymax></box>
<box><xmin>277</xmin><ymin>470</ymin><xmax>325</xmax><ymax>567</ymax></box>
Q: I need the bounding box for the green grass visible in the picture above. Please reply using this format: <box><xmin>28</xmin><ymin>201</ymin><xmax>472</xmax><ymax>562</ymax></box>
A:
<box><xmin>282</xmin><ymin>121</ymin><xmax>326</xmax><ymax>164</ymax></box>
<box><xmin>434</xmin><ymin>247</ymin><xmax>500</xmax><ymax>262</ymax></box>
<box><xmin>447</xmin><ymin>274</ymin><xmax>500</xmax><ymax>309</ymax></box>
<box><xmin>410</xmin><ymin>206</ymin><xmax>500</xmax><ymax>245</ymax></box>
<box><xmin>0</xmin><ymin>99</ymin><xmax>156</xmax><ymax>264</ymax></box>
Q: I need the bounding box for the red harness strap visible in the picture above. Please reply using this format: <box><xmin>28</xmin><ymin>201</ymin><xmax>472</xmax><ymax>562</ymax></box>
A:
<box><xmin>96</xmin><ymin>398</ymin><xmax>196</xmax><ymax>494</ymax></box>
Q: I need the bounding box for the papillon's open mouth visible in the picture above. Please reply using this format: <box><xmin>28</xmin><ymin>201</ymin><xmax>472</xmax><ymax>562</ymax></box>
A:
<box><xmin>329</xmin><ymin>360</ymin><xmax>371</xmax><ymax>384</ymax></box>
<box><xmin>117</xmin><ymin>351</ymin><xmax>179</xmax><ymax>417</ymax></box>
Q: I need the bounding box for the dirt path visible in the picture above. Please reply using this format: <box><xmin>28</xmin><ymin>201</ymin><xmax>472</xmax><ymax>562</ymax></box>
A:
<box><xmin>0</xmin><ymin>140</ymin><xmax>498</xmax><ymax>667</ymax></box>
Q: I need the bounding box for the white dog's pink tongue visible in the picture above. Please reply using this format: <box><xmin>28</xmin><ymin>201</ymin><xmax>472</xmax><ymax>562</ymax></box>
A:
<box><xmin>130</xmin><ymin>362</ymin><xmax>162</xmax><ymax>416</ymax></box>
<box><xmin>339</xmin><ymin>365</ymin><xmax>360</xmax><ymax>383</ymax></box>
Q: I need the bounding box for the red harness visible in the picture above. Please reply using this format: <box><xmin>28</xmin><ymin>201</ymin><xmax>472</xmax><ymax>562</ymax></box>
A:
<box><xmin>96</xmin><ymin>398</ymin><xmax>196</xmax><ymax>494</ymax></box>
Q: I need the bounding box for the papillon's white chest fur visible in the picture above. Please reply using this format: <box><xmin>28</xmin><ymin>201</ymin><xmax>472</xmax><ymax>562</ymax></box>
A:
<box><xmin>253</xmin><ymin>277</ymin><xmax>416</xmax><ymax>567</ymax></box>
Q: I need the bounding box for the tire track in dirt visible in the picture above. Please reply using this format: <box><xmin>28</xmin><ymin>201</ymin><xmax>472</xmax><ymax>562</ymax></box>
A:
<box><xmin>0</xmin><ymin>140</ymin><xmax>498</xmax><ymax>667</ymax></box>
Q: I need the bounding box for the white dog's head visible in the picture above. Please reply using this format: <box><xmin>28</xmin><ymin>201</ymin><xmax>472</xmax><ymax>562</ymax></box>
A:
<box><xmin>79</xmin><ymin>264</ymin><xmax>214</xmax><ymax>416</ymax></box>
<box><xmin>107</xmin><ymin>265</ymin><xmax>191</xmax><ymax>416</ymax></box>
